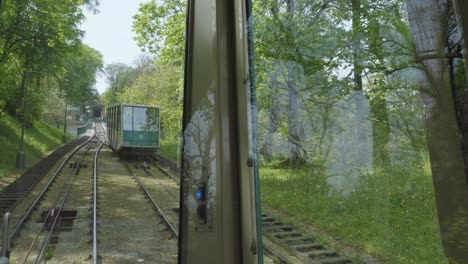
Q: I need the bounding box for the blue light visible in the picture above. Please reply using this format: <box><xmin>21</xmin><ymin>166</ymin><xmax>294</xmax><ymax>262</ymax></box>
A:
<box><xmin>196</xmin><ymin>189</ymin><xmax>204</xmax><ymax>200</ymax></box>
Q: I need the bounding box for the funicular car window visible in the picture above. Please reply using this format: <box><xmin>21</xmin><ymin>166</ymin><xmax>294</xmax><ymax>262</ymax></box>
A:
<box><xmin>133</xmin><ymin>107</ymin><xmax>149</xmax><ymax>131</ymax></box>
<box><xmin>123</xmin><ymin>106</ymin><xmax>132</xmax><ymax>131</ymax></box>
<box><xmin>148</xmin><ymin>108</ymin><xmax>159</xmax><ymax>131</ymax></box>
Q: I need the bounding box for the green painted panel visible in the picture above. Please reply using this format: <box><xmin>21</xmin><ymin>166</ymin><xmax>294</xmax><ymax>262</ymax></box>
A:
<box><xmin>123</xmin><ymin>130</ymin><xmax>159</xmax><ymax>147</ymax></box>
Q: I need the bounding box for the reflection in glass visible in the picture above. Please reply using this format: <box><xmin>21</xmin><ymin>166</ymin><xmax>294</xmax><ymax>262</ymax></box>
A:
<box><xmin>123</xmin><ymin>106</ymin><xmax>132</xmax><ymax>130</ymax></box>
<box><xmin>183</xmin><ymin>91</ymin><xmax>216</xmax><ymax>221</ymax></box>
<box><xmin>253</xmin><ymin>0</ymin><xmax>468</xmax><ymax>262</ymax></box>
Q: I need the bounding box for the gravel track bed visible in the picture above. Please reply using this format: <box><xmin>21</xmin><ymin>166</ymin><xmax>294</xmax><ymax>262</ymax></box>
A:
<box><xmin>98</xmin><ymin>146</ymin><xmax>177</xmax><ymax>264</ymax></box>
<box><xmin>154</xmin><ymin>154</ymin><xmax>180</xmax><ymax>176</ymax></box>
<box><xmin>131</xmin><ymin>162</ymin><xmax>180</xmax><ymax>232</ymax></box>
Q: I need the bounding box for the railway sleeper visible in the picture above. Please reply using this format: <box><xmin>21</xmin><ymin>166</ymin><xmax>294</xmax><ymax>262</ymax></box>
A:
<box><xmin>2</xmin><ymin>186</ymin><xmax>31</xmax><ymax>190</ymax></box>
<box><xmin>290</xmin><ymin>242</ymin><xmax>322</xmax><ymax>252</ymax></box>
<box><xmin>262</xmin><ymin>221</ymin><xmax>282</xmax><ymax>227</ymax></box>
<box><xmin>0</xmin><ymin>199</ymin><xmax>20</xmax><ymax>203</ymax></box>
<box><xmin>274</xmin><ymin>231</ymin><xmax>301</xmax><ymax>239</ymax></box>
<box><xmin>0</xmin><ymin>193</ymin><xmax>26</xmax><ymax>197</ymax></box>
<box><xmin>262</xmin><ymin>217</ymin><xmax>275</xmax><ymax>222</ymax></box>
<box><xmin>264</xmin><ymin>225</ymin><xmax>293</xmax><ymax>232</ymax></box>
<box><xmin>316</xmin><ymin>256</ymin><xmax>352</xmax><ymax>264</ymax></box>
<box><xmin>283</xmin><ymin>238</ymin><xmax>316</xmax><ymax>246</ymax></box>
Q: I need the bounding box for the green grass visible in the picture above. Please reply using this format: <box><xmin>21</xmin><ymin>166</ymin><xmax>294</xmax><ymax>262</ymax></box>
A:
<box><xmin>0</xmin><ymin>113</ymin><xmax>73</xmax><ymax>179</ymax></box>
<box><xmin>159</xmin><ymin>139</ymin><xmax>180</xmax><ymax>163</ymax></box>
<box><xmin>155</xmin><ymin>137</ymin><xmax>446</xmax><ymax>263</ymax></box>
<box><xmin>259</xmin><ymin>161</ymin><xmax>448</xmax><ymax>263</ymax></box>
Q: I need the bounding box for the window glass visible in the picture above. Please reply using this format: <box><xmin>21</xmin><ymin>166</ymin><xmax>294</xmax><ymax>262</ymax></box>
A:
<box><xmin>148</xmin><ymin>108</ymin><xmax>159</xmax><ymax>131</ymax></box>
<box><xmin>252</xmin><ymin>0</ymin><xmax>468</xmax><ymax>263</ymax></box>
<box><xmin>133</xmin><ymin>107</ymin><xmax>149</xmax><ymax>131</ymax></box>
<box><xmin>123</xmin><ymin>106</ymin><xmax>132</xmax><ymax>131</ymax></box>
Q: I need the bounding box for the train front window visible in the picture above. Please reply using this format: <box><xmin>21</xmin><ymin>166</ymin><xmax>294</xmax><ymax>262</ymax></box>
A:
<box><xmin>123</xmin><ymin>106</ymin><xmax>133</xmax><ymax>131</ymax></box>
<box><xmin>132</xmin><ymin>106</ymin><xmax>157</xmax><ymax>132</ymax></box>
<box><xmin>133</xmin><ymin>107</ymin><xmax>147</xmax><ymax>131</ymax></box>
<box><xmin>149</xmin><ymin>108</ymin><xmax>159</xmax><ymax>131</ymax></box>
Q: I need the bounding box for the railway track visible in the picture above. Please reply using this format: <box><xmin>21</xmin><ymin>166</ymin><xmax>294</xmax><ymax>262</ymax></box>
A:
<box><xmin>2</xmin><ymin>122</ymin><xmax>177</xmax><ymax>263</ymax></box>
<box><xmin>96</xmin><ymin>145</ymin><xmax>177</xmax><ymax>263</ymax></box>
<box><xmin>95</xmin><ymin>122</ymin><xmax>178</xmax><ymax>262</ymax></box>
<box><xmin>0</xmin><ymin>137</ymin><xmax>90</xmax><ymax>217</ymax></box>
<box><xmin>128</xmin><ymin>161</ymin><xmax>180</xmax><ymax>235</ymax></box>
<box><xmin>150</xmin><ymin>154</ymin><xmax>353</xmax><ymax>264</ymax></box>
<box><xmin>2</xmin><ymin>119</ymin><xmax>351</xmax><ymax>263</ymax></box>
<box><xmin>8</xmin><ymin>136</ymin><xmax>98</xmax><ymax>263</ymax></box>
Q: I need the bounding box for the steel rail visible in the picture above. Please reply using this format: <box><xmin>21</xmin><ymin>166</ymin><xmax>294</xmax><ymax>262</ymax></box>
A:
<box><xmin>10</xmin><ymin>136</ymin><xmax>94</xmax><ymax>240</ymax></box>
<box><xmin>124</xmin><ymin>163</ymin><xmax>178</xmax><ymax>237</ymax></box>
<box><xmin>93</xmin><ymin>142</ymin><xmax>104</xmax><ymax>264</ymax></box>
<box><xmin>34</xmin><ymin>157</ymin><xmax>84</xmax><ymax>264</ymax></box>
<box><xmin>147</xmin><ymin>159</ymin><xmax>180</xmax><ymax>185</ymax></box>
<box><xmin>152</xmin><ymin>154</ymin><xmax>298</xmax><ymax>264</ymax></box>
<box><xmin>35</xmin><ymin>139</ymin><xmax>101</xmax><ymax>263</ymax></box>
<box><xmin>137</xmin><ymin>161</ymin><xmax>179</xmax><ymax>202</ymax></box>
<box><xmin>22</xmin><ymin>139</ymin><xmax>94</xmax><ymax>263</ymax></box>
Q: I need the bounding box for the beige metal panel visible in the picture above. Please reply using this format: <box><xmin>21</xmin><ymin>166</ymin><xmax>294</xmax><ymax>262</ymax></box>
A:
<box><xmin>181</xmin><ymin>0</ymin><xmax>226</xmax><ymax>263</ymax></box>
<box><xmin>180</xmin><ymin>0</ymin><xmax>257</xmax><ymax>263</ymax></box>
<box><xmin>233</xmin><ymin>0</ymin><xmax>259</xmax><ymax>263</ymax></box>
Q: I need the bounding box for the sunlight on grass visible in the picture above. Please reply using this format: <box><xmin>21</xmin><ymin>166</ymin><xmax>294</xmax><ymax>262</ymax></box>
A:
<box><xmin>159</xmin><ymin>139</ymin><xmax>180</xmax><ymax>163</ymax></box>
<box><xmin>0</xmin><ymin>114</ymin><xmax>70</xmax><ymax>179</ymax></box>
<box><xmin>259</xmin><ymin>161</ymin><xmax>448</xmax><ymax>263</ymax></box>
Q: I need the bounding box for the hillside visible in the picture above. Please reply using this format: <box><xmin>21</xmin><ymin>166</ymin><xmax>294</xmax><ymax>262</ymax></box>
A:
<box><xmin>0</xmin><ymin>114</ymin><xmax>72</xmax><ymax>182</ymax></box>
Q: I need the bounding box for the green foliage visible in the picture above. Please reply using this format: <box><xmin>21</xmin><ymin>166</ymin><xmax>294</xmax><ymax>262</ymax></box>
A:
<box><xmin>159</xmin><ymin>139</ymin><xmax>180</xmax><ymax>163</ymax></box>
<box><xmin>260</xmin><ymin>161</ymin><xmax>447</xmax><ymax>263</ymax></box>
<box><xmin>129</xmin><ymin>0</ymin><xmax>457</xmax><ymax>261</ymax></box>
<box><xmin>0</xmin><ymin>0</ymin><xmax>102</xmax><ymax>126</ymax></box>
<box><xmin>62</xmin><ymin>44</ymin><xmax>103</xmax><ymax>103</ymax></box>
<box><xmin>118</xmin><ymin>62</ymin><xmax>183</xmax><ymax>139</ymax></box>
<box><xmin>0</xmin><ymin>113</ymin><xmax>72</xmax><ymax>179</ymax></box>
<box><xmin>100</xmin><ymin>88</ymin><xmax>121</xmax><ymax>108</ymax></box>
<box><xmin>133</xmin><ymin>0</ymin><xmax>185</xmax><ymax>66</ymax></box>
<box><xmin>104</xmin><ymin>63</ymin><xmax>137</xmax><ymax>95</ymax></box>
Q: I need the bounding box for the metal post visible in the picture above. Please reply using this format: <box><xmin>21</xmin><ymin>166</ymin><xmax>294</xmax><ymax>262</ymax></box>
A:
<box><xmin>16</xmin><ymin>72</ymin><xmax>29</xmax><ymax>169</ymax></box>
<box><xmin>62</xmin><ymin>96</ymin><xmax>68</xmax><ymax>143</ymax></box>
<box><xmin>1</xmin><ymin>212</ymin><xmax>10</xmax><ymax>259</ymax></box>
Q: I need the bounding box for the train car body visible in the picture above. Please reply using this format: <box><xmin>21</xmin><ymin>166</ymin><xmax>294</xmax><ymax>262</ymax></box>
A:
<box><xmin>105</xmin><ymin>104</ymin><xmax>160</xmax><ymax>152</ymax></box>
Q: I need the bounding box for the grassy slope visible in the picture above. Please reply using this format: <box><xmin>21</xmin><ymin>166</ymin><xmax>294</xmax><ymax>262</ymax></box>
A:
<box><xmin>158</xmin><ymin>139</ymin><xmax>446</xmax><ymax>263</ymax></box>
<box><xmin>260</xmin><ymin>163</ymin><xmax>447</xmax><ymax>264</ymax></box>
<box><xmin>0</xmin><ymin>114</ymin><xmax>72</xmax><ymax>179</ymax></box>
<box><xmin>159</xmin><ymin>139</ymin><xmax>180</xmax><ymax>163</ymax></box>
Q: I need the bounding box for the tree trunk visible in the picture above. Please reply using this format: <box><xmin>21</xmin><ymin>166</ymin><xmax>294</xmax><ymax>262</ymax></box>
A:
<box><xmin>260</xmin><ymin>75</ymin><xmax>280</xmax><ymax>160</ymax></box>
<box><xmin>287</xmin><ymin>63</ymin><xmax>306</xmax><ymax>165</ymax></box>
<box><xmin>370</xmin><ymin>95</ymin><xmax>390</xmax><ymax>168</ymax></box>
<box><xmin>285</xmin><ymin>0</ymin><xmax>307</xmax><ymax>165</ymax></box>
<box><xmin>351</xmin><ymin>0</ymin><xmax>372</xmax><ymax>168</ymax></box>
<box><xmin>406</xmin><ymin>0</ymin><xmax>468</xmax><ymax>261</ymax></box>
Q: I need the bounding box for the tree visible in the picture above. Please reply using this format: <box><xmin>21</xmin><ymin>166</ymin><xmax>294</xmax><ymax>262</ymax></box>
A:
<box><xmin>406</xmin><ymin>0</ymin><xmax>468</xmax><ymax>261</ymax></box>
<box><xmin>119</xmin><ymin>61</ymin><xmax>182</xmax><ymax>139</ymax></box>
<box><xmin>132</xmin><ymin>0</ymin><xmax>185</xmax><ymax>66</ymax></box>
<box><xmin>0</xmin><ymin>0</ymin><xmax>101</xmax><ymax>122</ymax></box>
<box><xmin>103</xmin><ymin>63</ymin><xmax>136</xmax><ymax>95</ymax></box>
<box><xmin>62</xmin><ymin>44</ymin><xmax>103</xmax><ymax>104</ymax></box>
